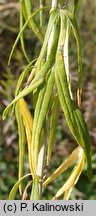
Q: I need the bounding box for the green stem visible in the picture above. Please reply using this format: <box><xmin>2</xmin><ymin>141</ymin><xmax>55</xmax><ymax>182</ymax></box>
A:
<box><xmin>30</xmin><ymin>137</ymin><xmax>46</xmax><ymax>199</ymax></box>
<box><xmin>40</xmin><ymin>0</ymin><xmax>43</xmax><ymax>27</ymax></box>
<box><xmin>30</xmin><ymin>0</ymin><xmax>59</xmax><ymax>200</ymax></box>
<box><xmin>30</xmin><ymin>175</ymin><xmax>41</xmax><ymax>200</ymax></box>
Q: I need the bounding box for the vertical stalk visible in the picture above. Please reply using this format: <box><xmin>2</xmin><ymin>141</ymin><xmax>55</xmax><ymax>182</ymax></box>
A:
<box><xmin>30</xmin><ymin>175</ymin><xmax>41</xmax><ymax>200</ymax></box>
<box><xmin>51</xmin><ymin>0</ymin><xmax>58</xmax><ymax>8</ymax></box>
<box><xmin>30</xmin><ymin>137</ymin><xmax>46</xmax><ymax>200</ymax></box>
<box><xmin>30</xmin><ymin>0</ymin><xmax>59</xmax><ymax>200</ymax></box>
<box><xmin>40</xmin><ymin>0</ymin><xmax>43</xmax><ymax>27</ymax></box>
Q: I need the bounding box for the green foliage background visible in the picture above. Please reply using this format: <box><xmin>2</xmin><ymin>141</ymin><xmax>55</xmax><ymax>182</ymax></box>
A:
<box><xmin>0</xmin><ymin>0</ymin><xmax>96</xmax><ymax>199</ymax></box>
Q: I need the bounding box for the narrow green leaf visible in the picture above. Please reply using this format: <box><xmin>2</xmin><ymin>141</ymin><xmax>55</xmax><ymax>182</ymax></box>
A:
<box><xmin>21</xmin><ymin>0</ymin><xmax>28</xmax><ymax>21</ymax></box>
<box><xmin>55</xmin><ymin>49</ymin><xmax>92</xmax><ymax>178</ymax></box>
<box><xmin>8</xmin><ymin>6</ymin><xmax>47</xmax><ymax>65</ymax></box>
<box><xmin>74</xmin><ymin>0</ymin><xmax>80</xmax><ymax>16</ymax></box>
<box><xmin>9</xmin><ymin>173</ymin><xmax>31</xmax><ymax>200</ymax></box>
<box><xmin>2</xmin><ymin>76</ymin><xmax>44</xmax><ymax>120</ymax></box>
<box><xmin>10</xmin><ymin>59</ymin><xmax>37</xmax><ymax>118</ymax></box>
<box><xmin>22</xmin><ymin>0</ymin><xmax>44</xmax><ymax>42</ymax></box>
<box><xmin>35</xmin><ymin>9</ymin><xmax>59</xmax><ymax>75</ymax></box>
<box><xmin>33</xmin><ymin>71</ymin><xmax>55</xmax><ymax>170</ymax></box>
<box><xmin>20</xmin><ymin>3</ymin><xmax>30</xmax><ymax>63</ymax></box>
<box><xmin>24</xmin><ymin>0</ymin><xmax>32</xmax><ymax>16</ymax></box>
<box><xmin>39</xmin><ymin>0</ymin><xmax>43</xmax><ymax>27</ymax></box>
<box><xmin>46</xmin><ymin>96</ymin><xmax>59</xmax><ymax>165</ymax></box>
<box><xmin>15</xmin><ymin>58</ymin><xmax>37</xmax><ymax>96</ymax></box>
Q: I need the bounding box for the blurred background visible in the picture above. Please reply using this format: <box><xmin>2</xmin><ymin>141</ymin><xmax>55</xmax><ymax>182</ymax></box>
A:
<box><xmin>0</xmin><ymin>0</ymin><xmax>96</xmax><ymax>200</ymax></box>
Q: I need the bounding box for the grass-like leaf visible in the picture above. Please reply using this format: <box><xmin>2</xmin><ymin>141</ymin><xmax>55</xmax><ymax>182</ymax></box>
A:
<box><xmin>9</xmin><ymin>173</ymin><xmax>31</xmax><ymax>200</ymax></box>
<box><xmin>61</xmin><ymin>9</ymin><xmax>82</xmax><ymax>106</ymax></box>
<box><xmin>8</xmin><ymin>6</ymin><xmax>47</xmax><ymax>65</ymax></box>
<box><xmin>15</xmin><ymin>102</ymin><xmax>26</xmax><ymax>195</ymax></box>
<box><xmin>20</xmin><ymin>4</ymin><xmax>30</xmax><ymax>63</ymax></box>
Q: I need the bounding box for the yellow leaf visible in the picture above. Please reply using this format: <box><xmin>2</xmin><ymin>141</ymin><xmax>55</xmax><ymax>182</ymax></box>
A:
<box><xmin>43</xmin><ymin>146</ymin><xmax>81</xmax><ymax>187</ymax></box>
<box><xmin>64</xmin><ymin>186</ymin><xmax>73</xmax><ymax>200</ymax></box>
<box><xmin>53</xmin><ymin>148</ymin><xmax>85</xmax><ymax>200</ymax></box>
<box><xmin>19</xmin><ymin>98</ymin><xmax>34</xmax><ymax>177</ymax></box>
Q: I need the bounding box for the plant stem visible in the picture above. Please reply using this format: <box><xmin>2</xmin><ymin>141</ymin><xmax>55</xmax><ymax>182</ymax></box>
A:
<box><xmin>51</xmin><ymin>0</ymin><xmax>58</xmax><ymax>8</ymax></box>
<box><xmin>30</xmin><ymin>139</ymin><xmax>46</xmax><ymax>200</ymax></box>
<box><xmin>40</xmin><ymin>0</ymin><xmax>43</xmax><ymax>27</ymax></box>
<box><xmin>30</xmin><ymin>0</ymin><xmax>59</xmax><ymax>200</ymax></box>
<box><xmin>30</xmin><ymin>175</ymin><xmax>41</xmax><ymax>200</ymax></box>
